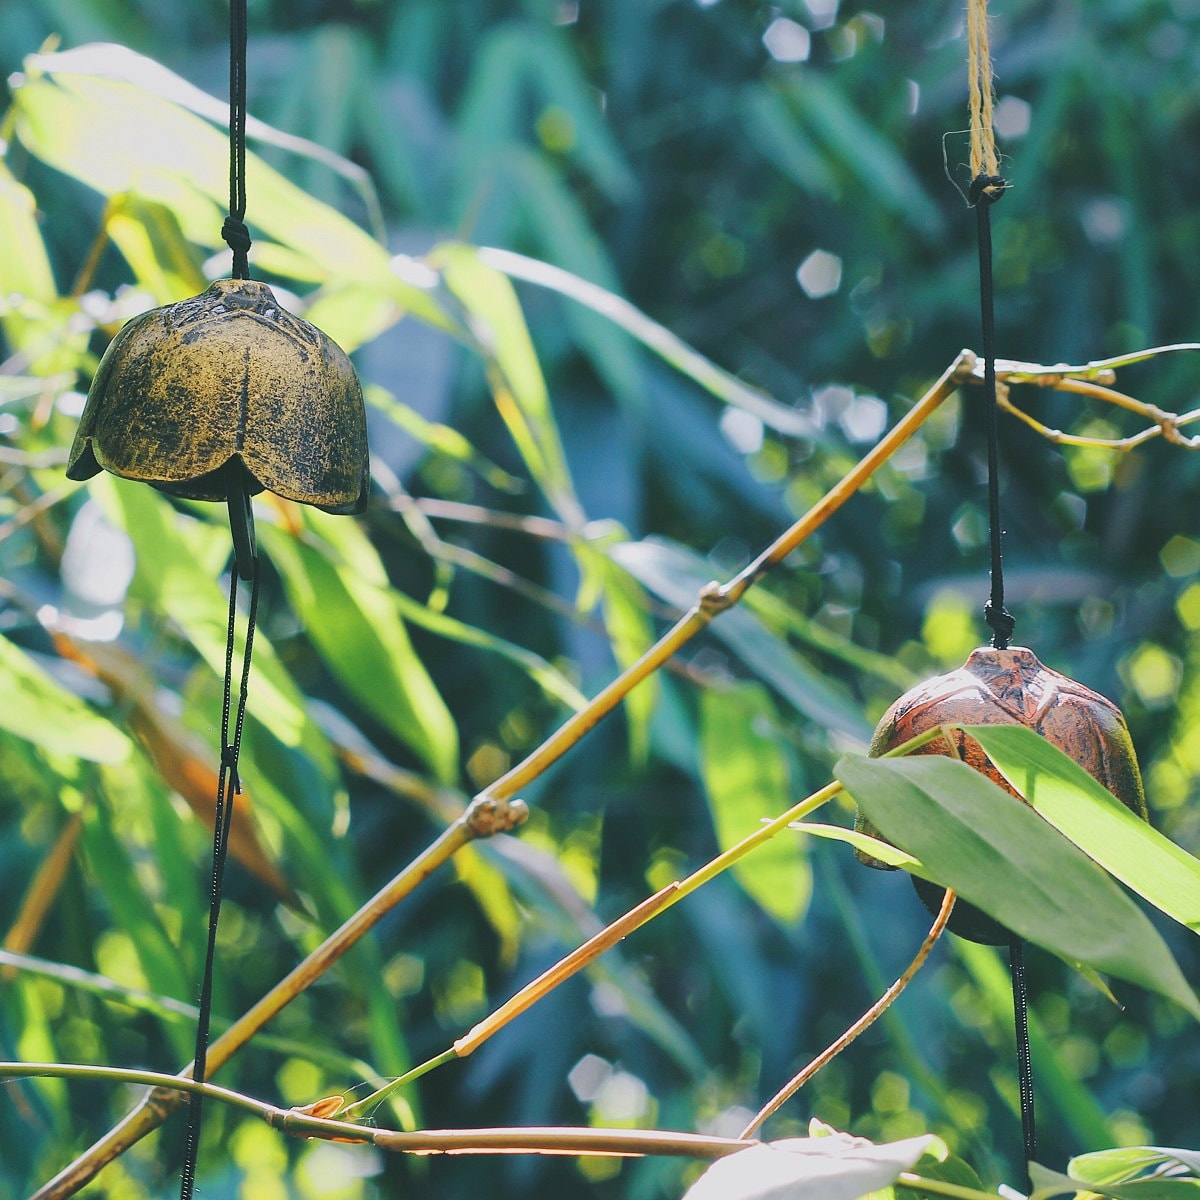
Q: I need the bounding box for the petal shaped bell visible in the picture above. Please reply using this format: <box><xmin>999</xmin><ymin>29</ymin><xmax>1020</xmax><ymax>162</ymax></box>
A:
<box><xmin>854</xmin><ymin>645</ymin><xmax>1147</xmax><ymax>944</ymax></box>
<box><xmin>67</xmin><ymin>278</ymin><xmax>369</xmax><ymax>514</ymax></box>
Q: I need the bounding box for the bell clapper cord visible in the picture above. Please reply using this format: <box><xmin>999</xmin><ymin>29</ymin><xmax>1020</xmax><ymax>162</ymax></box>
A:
<box><xmin>966</xmin><ymin>0</ymin><xmax>1036</xmax><ymax>1180</ymax></box>
<box><xmin>179</xmin><ymin>0</ymin><xmax>259</xmax><ymax>1196</ymax></box>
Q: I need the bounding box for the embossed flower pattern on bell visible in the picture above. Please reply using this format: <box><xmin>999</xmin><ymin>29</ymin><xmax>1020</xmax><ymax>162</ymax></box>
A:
<box><xmin>854</xmin><ymin>645</ymin><xmax>1148</xmax><ymax>944</ymax></box>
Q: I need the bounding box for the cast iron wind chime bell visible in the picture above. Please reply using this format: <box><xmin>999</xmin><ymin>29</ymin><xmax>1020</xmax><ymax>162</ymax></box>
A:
<box><xmin>65</xmin><ymin>2</ymin><xmax>368</xmax><ymax>1195</ymax></box>
<box><xmin>850</xmin><ymin>0</ymin><xmax>1149</xmax><ymax>1183</ymax></box>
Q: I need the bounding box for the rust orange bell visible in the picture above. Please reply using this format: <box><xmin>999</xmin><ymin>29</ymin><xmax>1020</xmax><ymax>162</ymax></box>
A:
<box><xmin>855</xmin><ymin>645</ymin><xmax>1148</xmax><ymax>943</ymax></box>
<box><xmin>67</xmin><ymin>278</ymin><xmax>369</xmax><ymax>577</ymax></box>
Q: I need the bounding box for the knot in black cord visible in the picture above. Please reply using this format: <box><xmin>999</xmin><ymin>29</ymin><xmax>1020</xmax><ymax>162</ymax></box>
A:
<box><xmin>219</xmin><ymin>743</ymin><xmax>242</xmax><ymax>792</ymax></box>
<box><xmin>969</xmin><ymin>173</ymin><xmax>1006</xmax><ymax>207</ymax></box>
<box><xmin>222</xmin><ymin>217</ymin><xmax>252</xmax><ymax>279</ymax></box>
<box><xmin>984</xmin><ymin>601</ymin><xmax>1015</xmax><ymax>650</ymax></box>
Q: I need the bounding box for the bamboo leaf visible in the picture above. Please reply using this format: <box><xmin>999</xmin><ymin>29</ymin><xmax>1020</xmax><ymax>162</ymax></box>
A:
<box><xmin>434</xmin><ymin>241</ymin><xmax>582</xmax><ymax>524</ymax></box>
<box><xmin>837</xmin><ymin>754</ymin><xmax>1200</xmax><ymax>1020</ymax></box>
<box><xmin>963</xmin><ymin>723</ymin><xmax>1200</xmax><ymax>935</ymax></box>
<box><xmin>391</xmin><ymin>587</ymin><xmax>587</xmax><ymax>714</ymax></box>
<box><xmin>12</xmin><ymin>47</ymin><xmax>447</xmax><ymax>332</ymax></box>
<box><xmin>789</xmin><ymin>822</ymin><xmax>925</xmax><ymax>873</ymax></box>
<box><xmin>261</xmin><ymin>517</ymin><xmax>459</xmax><ymax>785</ymax></box>
<box><xmin>0</xmin><ymin>634</ymin><xmax>130</xmax><ymax>765</ymax></box>
<box><xmin>1030</xmin><ymin>1161</ymin><xmax>1200</xmax><ymax>1199</ymax></box>
<box><xmin>684</xmin><ymin>1133</ymin><xmax>934</xmax><ymax>1200</ymax></box>
<box><xmin>0</xmin><ymin>160</ymin><xmax>56</xmax><ymax>305</ymax></box>
<box><xmin>99</xmin><ymin>478</ymin><xmax>333</xmax><ymax>773</ymax></box>
<box><xmin>479</xmin><ymin>246</ymin><xmax>817</xmax><ymax>437</ymax></box>
<box><xmin>1069</xmin><ymin>1146</ymin><xmax>1200</xmax><ymax>1186</ymax></box>
<box><xmin>103</xmin><ymin>194</ymin><xmax>208</xmax><ymax>303</ymax></box>
<box><xmin>701</xmin><ymin>683</ymin><xmax>810</xmax><ymax>924</ymax></box>
<box><xmin>365</xmin><ymin>384</ymin><xmax>523</xmax><ymax>492</ymax></box>
<box><xmin>612</xmin><ymin>537</ymin><xmax>871</xmax><ymax>741</ymax></box>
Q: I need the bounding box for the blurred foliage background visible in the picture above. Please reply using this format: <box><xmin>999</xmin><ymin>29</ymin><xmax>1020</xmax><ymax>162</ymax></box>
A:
<box><xmin>2</xmin><ymin>0</ymin><xmax>1200</xmax><ymax>1197</ymax></box>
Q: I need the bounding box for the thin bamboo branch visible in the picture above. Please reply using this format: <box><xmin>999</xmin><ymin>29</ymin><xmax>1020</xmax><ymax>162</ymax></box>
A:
<box><xmin>2</xmin><ymin>1063</ymin><xmax>754</xmax><ymax>1158</ymax></box>
<box><xmin>741</xmin><ymin>887</ymin><xmax>957</xmax><ymax>1138</ymax></box>
<box><xmin>480</xmin><ymin>351</ymin><xmax>974</xmax><ymax>805</ymax></box>
<box><xmin>28</xmin><ymin>796</ymin><xmax>528</xmax><ymax>1200</ymax></box>
<box><xmin>4</xmin><ymin>1063</ymin><xmax>1009</xmax><ymax>1197</ymax></box>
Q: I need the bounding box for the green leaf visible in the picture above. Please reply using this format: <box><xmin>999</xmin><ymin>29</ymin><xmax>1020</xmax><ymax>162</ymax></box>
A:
<box><xmin>12</xmin><ymin>47</ymin><xmax>447</xmax><ymax>333</ymax></box>
<box><xmin>781</xmin><ymin>74</ymin><xmax>943</xmax><ymax>236</ymax></box>
<box><xmin>100</xmin><ymin>478</ymin><xmax>333</xmax><ymax>772</ymax></box>
<box><xmin>0</xmin><ymin>159</ymin><xmax>69</xmax><ymax>376</ymax></box>
<box><xmin>612</xmin><ymin>537</ymin><xmax>871</xmax><ymax>742</ymax></box>
<box><xmin>789</xmin><ymin>822</ymin><xmax>925</xmax><ymax>873</ymax></box>
<box><xmin>573</xmin><ymin>545</ymin><xmax>658</xmax><ymax>762</ymax></box>
<box><xmin>261</xmin><ymin>515</ymin><xmax>459</xmax><ymax>785</ymax></box>
<box><xmin>683</xmin><ymin>1133</ymin><xmax>934</xmax><ymax>1200</ymax></box>
<box><xmin>740</xmin><ymin>85</ymin><xmax>839</xmax><ymax>199</ymax></box>
<box><xmin>963</xmin><ymin>724</ymin><xmax>1200</xmax><ymax>935</ymax></box>
<box><xmin>103</xmin><ymin>193</ymin><xmax>208</xmax><ymax>303</ymax></box>
<box><xmin>1031</xmin><ymin>1161</ymin><xmax>1200</xmax><ymax>1199</ymax></box>
<box><xmin>0</xmin><ymin>160</ymin><xmax>56</xmax><ymax>304</ymax></box>
<box><xmin>479</xmin><ymin>246</ymin><xmax>817</xmax><ymax>437</ymax></box>
<box><xmin>700</xmin><ymin>683</ymin><xmax>810</xmax><ymax>924</ymax></box>
<box><xmin>391</xmin><ymin>587</ymin><xmax>587</xmax><ymax>714</ymax></box>
<box><xmin>434</xmin><ymin>242</ymin><xmax>582</xmax><ymax>524</ymax></box>
<box><xmin>1070</xmin><ymin>1146</ymin><xmax>1200</xmax><ymax>1186</ymax></box>
<box><xmin>0</xmin><ymin>635</ymin><xmax>130</xmax><ymax>765</ymax></box>
<box><xmin>836</xmin><ymin>754</ymin><xmax>1200</xmax><ymax>1020</ymax></box>
<box><xmin>365</xmin><ymin>384</ymin><xmax>523</xmax><ymax>492</ymax></box>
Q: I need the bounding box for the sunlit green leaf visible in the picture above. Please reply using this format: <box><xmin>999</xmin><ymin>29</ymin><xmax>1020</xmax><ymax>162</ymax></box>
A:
<box><xmin>103</xmin><ymin>193</ymin><xmax>208</xmax><ymax>303</ymax></box>
<box><xmin>0</xmin><ymin>160</ymin><xmax>56</xmax><ymax>305</ymax></box>
<box><xmin>391</xmin><ymin>586</ymin><xmax>586</xmax><ymax>713</ymax></box>
<box><xmin>100</xmin><ymin>478</ymin><xmax>333</xmax><ymax>771</ymax></box>
<box><xmin>789</xmin><ymin>821</ymin><xmax>925</xmax><ymax>872</ymax></box>
<box><xmin>837</xmin><ymin>754</ymin><xmax>1200</xmax><ymax>1020</ymax></box>
<box><xmin>963</xmin><ymin>724</ymin><xmax>1200</xmax><ymax>935</ymax></box>
<box><xmin>1030</xmin><ymin>1160</ymin><xmax>1200</xmax><ymax>1198</ymax></box>
<box><xmin>701</xmin><ymin>682</ymin><xmax>810</xmax><ymax>924</ymax></box>
<box><xmin>0</xmin><ymin>634</ymin><xmax>130</xmax><ymax>764</ymax></box>
<box><xmin>12</xmin><ymin>47</ymin><xmax>447</xmax><ymax>333</ymax></box>
<box><xmin>261</xmin><ymin>515</ymin><xmax>459</xmax><ymax>785</ymax></box>
<box><xmin>433</xmin><ymin>241</ymin><xmax>582</xmax><ymax>524</ymax></box>
<box><xmin>365</xmin><ymin>383</ymin><xmax>523</xmax><ymax>492</ymax></box>
<box><xmin>1070</xmin><ymin>1146</ymin><xmax>1200</xmax><ymax>1186</ymax></box>
<box><xmin>480</xmin><ymin>246</ymin><xmax>817</xmax><ymax>437</ymax></box>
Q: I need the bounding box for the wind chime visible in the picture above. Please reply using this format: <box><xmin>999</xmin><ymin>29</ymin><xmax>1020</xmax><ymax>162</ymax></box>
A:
<box><xmin>65</xmin><ymin>2</ymin><xmax>369</xmax><ymax>1195</ymax></box>
<box><xmin>852</xmin><ymin>0</ymin><xmax>1149</xmax><ymax>1182</ymax></box>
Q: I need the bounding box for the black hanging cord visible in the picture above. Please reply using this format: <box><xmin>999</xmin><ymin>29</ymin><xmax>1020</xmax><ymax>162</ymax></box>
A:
<box><xmin>971</xmin><ymin>173</ymin><xmax>1015</xmax><ymax>650</ymax></box>
<box><xmin>179</xmin><ymin>563</ymin><xmax>260</xmax><ymax>1200</ymax></box>
<box><xmin>1010</xmin><ymin>934</ymin><xmax>1038</xmax><ymax>1185</ymax></box>
<box><xmin>972</xmin><ymin>170</ymin><xmax>1036</xmax><ymax>1178</ymax></box>
<box><xmin>180</xmin><ymin>3</ymin><xmax>257</xmax><ymax>1194</ymax></box>
<box><xmin>222</xmin><ymin>0</ymin><xmax>252</xmax><ymax>280</ymax></box>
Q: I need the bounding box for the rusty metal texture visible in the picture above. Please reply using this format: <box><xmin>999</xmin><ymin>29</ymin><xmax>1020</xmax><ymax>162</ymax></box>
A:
<box><xmin>68</xmin><ymin>279</ymin><xmax>369</xmax><ymax>513</ymax></box>
<box><xmin>854</xmin><ymin>645</ymin><xmax>1147</xmax><ymax>943</ymax></box>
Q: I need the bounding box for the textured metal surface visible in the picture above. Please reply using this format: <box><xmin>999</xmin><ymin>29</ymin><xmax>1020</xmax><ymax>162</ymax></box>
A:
<box><xmin>67</xmin><ymin>279</ymin><xmax>369</xmax><ymax>512</ymax></box>
<box><xmin>854</xmin><ymin>645</ymin><xmax>1147</xmax><ymax>943</ymax></box>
